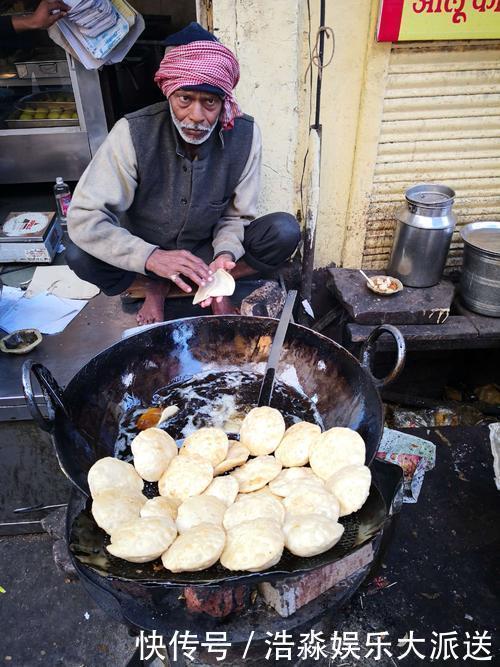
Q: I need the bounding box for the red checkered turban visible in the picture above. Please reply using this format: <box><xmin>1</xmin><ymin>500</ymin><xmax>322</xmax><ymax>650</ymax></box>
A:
<box><xmin>154</xmin><ymin>41</ymin><xmax>242</xmax><ymax>131</ymax></box>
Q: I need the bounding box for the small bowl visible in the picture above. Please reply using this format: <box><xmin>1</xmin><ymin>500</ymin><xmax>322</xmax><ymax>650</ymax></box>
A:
<box><xmin>366</xmin><ymin>275</ymin><xmax>403</xmax><ymax>296</ymax></box>
<box><xmin>0</xmin><ymin>329</ymin><xmax>43</xmax><ymax>354</ymax></box>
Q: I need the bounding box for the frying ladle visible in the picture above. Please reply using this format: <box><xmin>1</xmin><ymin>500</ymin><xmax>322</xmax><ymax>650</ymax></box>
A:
<box><xmin>257</xmin><ymin>290</ymin><xmax>297</xmax><ymax>407</ymax></box>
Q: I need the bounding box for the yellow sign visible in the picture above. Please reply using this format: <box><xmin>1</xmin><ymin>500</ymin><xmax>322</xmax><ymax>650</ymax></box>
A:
<box><xmin>377</xmin><ymin>0</ymin><xmax>500</xmax><ymax>40</ymax></box>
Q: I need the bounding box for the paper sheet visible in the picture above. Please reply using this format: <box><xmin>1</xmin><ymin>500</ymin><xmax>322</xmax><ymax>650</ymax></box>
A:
<box><xmin>0</xmin><ymin>293</ymin><xmax>87</xmax><ymax>335</ymax></box>
<box><xmin>25</xmin><ymin>265</ymin><xmax>99</xmax><ymax>300</ymax></box>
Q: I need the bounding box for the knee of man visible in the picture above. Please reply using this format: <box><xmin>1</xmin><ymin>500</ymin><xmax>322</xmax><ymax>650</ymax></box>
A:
<box><xmin>273</xmin><ymin>212</ymin><xmax>301</xmax><ymax>251</ymax></box>
<box><xmin>65</xmin><ymin>243</ymin><xmax>92</xmax><ymax>279</ymax></box>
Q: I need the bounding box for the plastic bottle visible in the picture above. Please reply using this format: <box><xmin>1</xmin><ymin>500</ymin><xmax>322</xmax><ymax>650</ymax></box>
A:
<box><xmin>53</xmin><ymin>177</ymin><xmax>72</xmax><ymax>222</ymax></box>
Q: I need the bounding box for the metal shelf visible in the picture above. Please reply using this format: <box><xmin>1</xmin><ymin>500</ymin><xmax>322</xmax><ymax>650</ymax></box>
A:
<box><xmin>0</xmin><ymin>77</ymin><xmax>72</xmax><ymax>87</ymax></box>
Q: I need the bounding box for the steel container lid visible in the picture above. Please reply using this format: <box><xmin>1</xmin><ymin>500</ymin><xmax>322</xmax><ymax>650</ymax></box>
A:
<box><xmin>405</xmin><ymin>183</ymin><xmax>455</xmax><ymax>208</ymax></box>
<box><xmin>461</xmin><ymin>221</ymin><xmax>500</xmax><ymax>257</ymax></box>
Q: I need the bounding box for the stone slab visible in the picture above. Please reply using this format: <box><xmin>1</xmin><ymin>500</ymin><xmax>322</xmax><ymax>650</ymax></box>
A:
<box><xmin>327</xmin><ymin>268</ymin><xmax>456</xmax><ymax>325</ymax></box>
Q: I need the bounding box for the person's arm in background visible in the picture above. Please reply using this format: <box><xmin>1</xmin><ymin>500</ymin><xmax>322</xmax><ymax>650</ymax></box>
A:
<box><xmin>0</xmin><ymin>0</ymin><xmax>68</xmax><ymax>38</ymax></box>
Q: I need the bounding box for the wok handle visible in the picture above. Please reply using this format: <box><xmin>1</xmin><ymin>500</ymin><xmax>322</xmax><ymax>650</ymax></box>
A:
<box><xmin>22</xmin><ymin>360</ymin><xmax>68</xmax><ymax>432</ymax></box>
<box><xmin>359</xmin><ymin>324</ymin><xmax>405</xmax><ymax>388</ymax></box>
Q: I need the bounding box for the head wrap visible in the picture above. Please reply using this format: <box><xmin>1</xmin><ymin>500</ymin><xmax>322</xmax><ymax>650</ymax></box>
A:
<box><xmin>154</xmin><ymin>40</ymin><xmax>242</xmax><ymax>130</ymax></box>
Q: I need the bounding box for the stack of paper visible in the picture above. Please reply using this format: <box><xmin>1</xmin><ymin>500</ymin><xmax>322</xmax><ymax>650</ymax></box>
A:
<box><xmin>49</xmin><ymin>0</ymin><xmax>144</xmax><ymax>69</ymax></box>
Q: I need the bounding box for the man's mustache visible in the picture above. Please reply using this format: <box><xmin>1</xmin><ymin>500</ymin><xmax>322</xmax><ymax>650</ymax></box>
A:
<box><xmin>180</xmin><ymin>123</ymin><xmax>210</xmax><ymax>132</ymax></box>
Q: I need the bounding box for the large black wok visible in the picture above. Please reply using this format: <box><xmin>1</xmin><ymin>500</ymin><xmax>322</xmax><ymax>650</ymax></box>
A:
<box><xmin>23</xmin><ymin>315</ymin><xmax>404</xmax><ymax>587</ymax></box>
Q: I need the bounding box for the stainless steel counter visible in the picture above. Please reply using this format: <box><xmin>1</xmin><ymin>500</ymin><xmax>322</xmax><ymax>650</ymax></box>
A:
<box><xmin>0</xmin><ymin>293</ymin><xmax>137</xmax><ymax>421</ymax></box>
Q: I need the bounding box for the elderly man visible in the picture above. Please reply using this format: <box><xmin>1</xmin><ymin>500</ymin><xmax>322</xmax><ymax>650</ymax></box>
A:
<box><xmin>67</xmin><ymin>22</ymin><xmax>300</xmax><ymax>324</ymax></box>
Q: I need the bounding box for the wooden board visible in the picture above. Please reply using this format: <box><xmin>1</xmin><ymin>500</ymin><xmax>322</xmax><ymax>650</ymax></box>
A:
<box><xmin>454</xmin><ymin>301</ymin><xmax>500</xmax><ymax>340</ymax></box>
<box><xmin>327</xmin><ymin>268</ymin><xmax>456</xmax><ymax>325</ymax></box>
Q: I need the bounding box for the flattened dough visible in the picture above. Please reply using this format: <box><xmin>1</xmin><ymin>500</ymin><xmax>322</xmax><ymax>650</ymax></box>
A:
<box><xmin>180</xmin><ymin>427</ymin><xmax>228</xmax><ymax>467</ymax></box>
<box><xmin>192</xmin><ymin>268</ymin><xmax>235</xmax><ymax>305</ymax></box>
<box><xmin>107</xmin><ymin>516</ymin><xmax>177</xmax><ymax>563</ymax></box>
<box><xmin>158</xmin><ymin>454</ymin><xmax>213</xmax><ymax>503</ymax></box>
<box><xmin>203</xmin><ymin>476</ymin><xmax>239</xmax><ymax>507</ymax></box>
<box><xmin>214</xmin><ymin>443</ymin><xmax>250</xmax><ymax>475</ymax></box>
<box><xmin>239</xmin><ymin>407</ymin><xmax>285</xmax><ymax>456</ymax></box>
<box><xmin>231</xmin><ymin>455</ymin><xmax>282</xmax><ymax>493</ymax></box>
<box><xmin>274</xmin><ymin>421</ymin><xmax>321</xmax><ymax>467</ymax></box>
<box><xmin>282</xmin><ymin>485</ymin><xmax>340</xmax><ymax>522</ymax></box>
<box><xmin>309</xmin><ymin>427</ymin><xmax>366</xmax><ymax>480</ymax></box>
<box><xmin>283</xmin><ymin>514</ymin><xmax>344</xmax><ymax>557</ymax></box>
<box><xmin>223</xmin><ymin>493</ymin><xmax>285</xmax><ymax>530</ymax></box>
<box><xmin>92</xmin><ymin>489</ymin><xmax>147</xmax><ymax>535</ymax></box>
<box><xmin>325</xmin><ymin>464</ymin><xmax>372</xmax><ymax>516</ymax></box>
<box><xmin>176</xmin><ymin>495</ymin><xmax>226</xmax><ymax>533</ymax></box>
<box><xmin>269</xmin><ymin>467</ymin><xmax>324</xmax><ymax>497</ymax></box>
<box><xmin>220</xmin><ymin>519</ymin><xmax>284</xmax><ymax>572</ymax></box>
<box><xmin>140</xmin><ymin>496</ymin><xmax>178</xmax><ymax>521</ymax></box>
<box><xmin>88</xmin><ymin>457</ymin><xmax>144</xmax><ymax>496</ymax></box>
<box><xmin>162</xmin><ymin>523</ymin><xmax>226</xmax><ymax>572</ymax></box>
<box><xmin>131</xmin><ymin>427</ymin><xmax>178</xmax><ymax>482</ymax></box>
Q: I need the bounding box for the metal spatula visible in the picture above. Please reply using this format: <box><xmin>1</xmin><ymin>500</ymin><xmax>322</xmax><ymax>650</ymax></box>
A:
<box><xmin>257</xmin><ymin>290</ymin><xmax>297</xmax><ymax>407</ymax></box>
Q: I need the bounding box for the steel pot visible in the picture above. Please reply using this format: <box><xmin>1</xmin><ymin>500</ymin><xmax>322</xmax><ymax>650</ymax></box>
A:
<box><xmin>460</xmin><ymin>222</ymin><xmax>500</xmax><ymax>317</ymax></box>
<box><xmin>388</xmin><ymin>183</ymin><xmax>456</xmax><ymax>287</ymax></box>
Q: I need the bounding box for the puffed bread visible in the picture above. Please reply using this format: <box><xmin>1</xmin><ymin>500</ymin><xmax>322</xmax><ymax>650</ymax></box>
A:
<box><xmin>325</xmin><ymin>464</ymin><xmax>371</xmax><ymax>516</ymax></box>
<box><xmin>203</xmin><ymin>475</ymin><xmax>239</xmax><ymax>507</ymax></box>
<box><xmin>176</xmin><ymin>495</ymin><xmax>226</xmax><ymax>533</ymax></box>
<box><xmin>274</xmin><ymin>421</ymin><xmax>321</xmax><ymax>467</ymax></box>
<box><xmin>238</xmin><ymin>407</ymin><xmax>286</xmax><ymax>456</ymax></box>
<box><xmin>107</xmin><ymin>516</ymin><xmax>177</xmax><ymax>563</ymax></box>
<box><xmin>88</xmin><ymin>457</ymin><xmax>144</xmax><ymax>497</ymax></box>
<box><xmin>223</xmin><ymin>493</ymin><xmax>285</xmax><ymax>530</ymax></box>
<box><xmin>162</xmin><ymin>523</ymin><xmax>226</xmax><ymax>572</ymax></box>
<box><xmin>131</xmin><ymin>427</ymin><xmax>178</xmax><ymax>481</ymax></box>
<box><xmin>92</xmin><ymin>488</ymin><xmax>147</xmax><ymax>535</ymax></box>
<box><xmin>140</xmin><ymin>496</ymin><xmax>178</xmax><ymax>521</ymax></box>
<box><xmin>158</xmin><ymin>453</ymin><xmax>213</xmax><ymax>503</ymax></box>
<box><xmin>220</xmin><ymin>519</ymin><xmax>284</xmax><ymax>572</ymax></box>
<box><xmin>231</xmin><ymin>455</ymin><xmax>282</xmax><ymax>493</ymax></box>
<box><xmin>269</xmin><ymin>466</ymin><xmax>324</xmax><ymax>497</ymax></box>
<box><xmin>283</xmin><ymin>514</ymin><xmax>344</xmax><ymax>557</ymax></box>
<box><xmin>309</xmin><ymin>427</ymin><xmax>365</xmax><ymax>480</ymax></box>
<box><xmin>282</xmin><ymin>485</ymin><xmax>340</xmax><ymax>522</ymax></box>
<box><xmin>180</xmin><ymin>427</ymin><xmax>229</xmax><ymax>467</ymax></box>
<box><xmin>214</xmin><ymin>442</ymin><xmax>250</xmax><ymax>475</ymax></box>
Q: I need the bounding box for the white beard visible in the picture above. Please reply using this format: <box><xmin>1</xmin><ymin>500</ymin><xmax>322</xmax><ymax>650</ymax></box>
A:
<box><xmin>169</xmin><ymin>103</ymin><xmax>218</xmax><ymax>145</ymax></box>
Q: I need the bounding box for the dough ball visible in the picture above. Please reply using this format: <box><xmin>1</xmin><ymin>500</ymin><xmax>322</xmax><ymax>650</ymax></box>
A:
<box><xmin>203</xmin><ymin>476</ymin><xmax>239</xmax><ymax>507</ymax></box>
<box><xmin>223</xmin><ymin>493</ymin><xmax>285</xmax><ymax>531</ymax></box>
<box><xmin>274</xmin><ymin>421</ymin><xmax>321</xmax><ymax>467</ymax></box>
<box><xmin>231</xmin><ymin>455</ymin><xmax>282</xmax><ymax>493</ymax></box>
<box><xmin>92</xmin><ymin>489</ymin><xmax>147</xmax><ymax>535</ymax></box>
<box><xmin>283</xmin><ymin>514</ymin><xmax>344</xmax><ymax>557</ymax></box>
<box><xmin>325</xmin><ymin>464</ymin><xmax>372</xmax><ymax>516</ymax></box>
<box><xmin>214</xmin><ymin>443</ymin><xmax>250</xmax><ymax>475</ymax></box>
<box><xmin>176</xmin><ymin>495</ymin><xmax>226</xmax><ymax>534</ymax></box>
<box><xmin>131</xmin><ymin>427</ymin><xmax>178</xmax><ymax>481</ymax></box>
<box><xmin>107</xmin><ymin>516</ymin><xmax>177</xmax><ymax>563</ymax></box>
<box><xmin>220</xmin><ymin>519</ymin><xmax>284</xmax><ymax>572</ymax></box>
<box><xmin>269</xmin><ymin>467</ymin><xmax>324</xmax><ymax>497</ymax></box>
<box><xmin>309</xmin><ymin>427</ymin><xmax>366</xmax><ymax>480</ymax></box>
<box><xmin>88</xmin><ymin>457</ymin><xmax>144</xmax><ymax>496</ymax></box>
<box><xmin>158</xmin><ymin>454</ymin><xmax>213</xmax><ymax>503</ymax></box>
<box><xmin>162</xmin><ymin>523</ymin><xmax>226</xmax><ymax>573</ymax></box>
<box><xmin>140</xmin><ymin>496</ymin><xmax>178</xmax><ymax>521</ymax></box>
<box><xmin>282</xmin><ymin>485</ymin><xmax>340</xmax><ymax>522</ymax></box>
<box><xmin>180</xmin><ymin>427</ymin><xmax>228</xmax><ymax>467</ymax></box>
<box><xmin>239</xmin><ymin>407</ymin><xmax>286</xmax><ymax>456</ymax></box>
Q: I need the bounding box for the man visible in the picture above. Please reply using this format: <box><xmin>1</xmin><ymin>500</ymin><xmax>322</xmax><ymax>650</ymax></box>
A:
<box><xmin>67</xmin><ymin>22</ymin><xmax>301</xmax><ymax>324</ymax></box>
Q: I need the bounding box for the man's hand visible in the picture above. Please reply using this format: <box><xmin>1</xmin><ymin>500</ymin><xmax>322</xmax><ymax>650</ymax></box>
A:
<box><xmin>12</xmin><ymin>0</ymin><xmax>69</xmax><ymax>32</ymax></box>
<box><xmin>145</xmin><ymin>248</ymin><xmax>212</xmax><ymax>293</ymax></box>
<box><xmin>200</xmin><ymin>253</ymin><xmax>236</xmax><ymax>308</ymax></box>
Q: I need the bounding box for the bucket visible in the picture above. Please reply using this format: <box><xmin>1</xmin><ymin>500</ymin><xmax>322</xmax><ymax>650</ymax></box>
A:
<box><xmin>460</xmin><ymin>222</ymin><xmax>500</xmax><ymax>317</ymax></box>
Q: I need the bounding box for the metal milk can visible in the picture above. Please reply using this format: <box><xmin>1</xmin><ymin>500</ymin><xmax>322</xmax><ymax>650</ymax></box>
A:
<box><xmin>387</xmin><ymin>184</ymin><xmax>456</xmax><ymax>288</ymax></box>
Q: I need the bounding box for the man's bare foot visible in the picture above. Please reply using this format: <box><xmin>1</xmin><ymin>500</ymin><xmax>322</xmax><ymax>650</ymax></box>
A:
<box><xmin>136</xmin><ymin>279</ymin><xmax>170</xmax><ymax>325</ymax></box>
<box><xmin>211</xmin><ymin>296</ymin><xmax>238</xmax><ymax>315</ymax></box>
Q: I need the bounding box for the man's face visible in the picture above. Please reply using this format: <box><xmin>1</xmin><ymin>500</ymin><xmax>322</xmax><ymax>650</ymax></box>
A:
<box><xmin>169</xmin><ymin>89</ymin><xmax>223</xmax><ymax>144</ymax></box>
